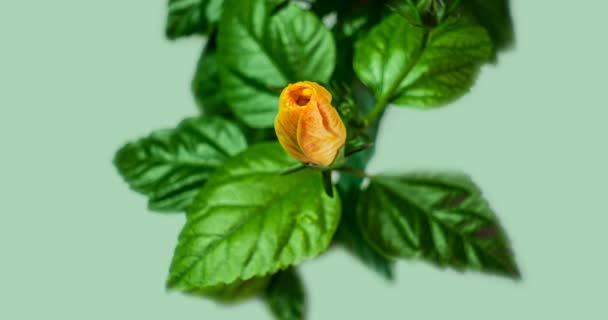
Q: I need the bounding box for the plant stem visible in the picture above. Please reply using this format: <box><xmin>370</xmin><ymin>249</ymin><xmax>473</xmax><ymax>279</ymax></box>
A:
<box><xmin>337</xmin><ymin>166</ymin><xmax>370</xmax><ymax>178</ymax></box>
<box><xmin>363</xmin><ymin>95</ymin><xmax>390</xmax><ymax>126</ymax></box>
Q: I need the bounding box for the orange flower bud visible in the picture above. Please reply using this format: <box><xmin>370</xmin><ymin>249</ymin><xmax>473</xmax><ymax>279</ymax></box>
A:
<box><xmin>275</xmin><ymin>81</ymin><xmax>347</xmax><ymax>167</ymax></box>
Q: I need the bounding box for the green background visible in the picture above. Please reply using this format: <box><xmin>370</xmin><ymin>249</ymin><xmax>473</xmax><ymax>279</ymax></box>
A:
<box><xmin>1</xmin><ymin>0</ymin><xmax>606</xmax><ymax>318</ymax></box>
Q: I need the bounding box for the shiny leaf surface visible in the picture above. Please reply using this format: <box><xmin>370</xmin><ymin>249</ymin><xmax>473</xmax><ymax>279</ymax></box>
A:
<box><xmin>358</xmin><ymin>172</ymin><xmax>520</xmax><ymax>278</ymax></box>
<box><xmin>167</xmin><ymin>143</ymin><xmax>341</xmax><ymax>289</ymax></box>
<box><xmin>354</xmin><ymin>15</ymin><xmax>492</xmax><ymax>108</ymax></box>
<box><xmin>218</xmin><ymin>0</ymin><xmax>336</xmax><ymax>128</ymax></box>
<box><xmin>113</xmin><ymin>116</ymin><xmax>247</xmax><ymax>212</ymax></box>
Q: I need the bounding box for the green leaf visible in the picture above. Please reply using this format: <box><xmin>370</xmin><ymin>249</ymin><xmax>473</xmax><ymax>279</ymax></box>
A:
<box><xmin>265</xmin><ymin>268</ymin><xmax>305</xmax><ymax>320</ymax></box>
<box><xmin>166</xmin><ymin>0</ymin><xmax>224</xmax><ymax>39</ymax></box>
<box><xmin>462</xmin><ymin>0</ymin><xmax>514</xmax><ymax>53</ymax></box>
<box><xmin>389</xmin><ymin>0</ymin><xmax>423</xmax><ymax>26</ymax></box>
<box><xmin>218</xmin><ymin>0</ymin><xmax>336</xmax><ymax>128</ymax></box>
<box><xmin>310</xmin><ymin>0</ymin><xmax>343</xmax><ymax>17</ymax></box>
<box><xmin>241</xmin><ymin>127</ymin><xmax>278</xmax><ymax>145</ymax></box>
<box><xmin>113</xmin><ymin>116</ymin><xmax>247</xmax><ymax>212</ymax></box>
<box><xmin>329</xmin><ymin>0</ymin><xmax>390</xmax><ymax>84</ymax></box>
<box><xmin>192</xmin><ymin>46</ymin><xmax>229</xmax><ymax>116</ymax></box>
<box><xmin>267</xmin><ymin>0</ymin><xmax>289</xmax><ymax>12</ymax></box>
<box><xmin>189</xmin><ymin>276</ymin><xmax>271</xmax><ymax>303</ymax></box>
<box><xmin>357</xmin><ymin>172</ymin><xmax>520</xmax><ymax>278</ymax></box>
<box><xmin>354</xmin><ymin>14</ymin><xmax>492</xmax><ymax>109</ymax></box>
<box><xmin>332</xmin><ymin>83</ymin><xmax>394</xmax><ymax>280</ymax></box>
<box><xmin>167</xmin><ymin>143</ymin><xmax>341</xmax><ymax>289</ymax></box>
<box><xmin>335</xmin><ymin>186</ymin><xmax>395</xmax><ymax>280</ymax></box>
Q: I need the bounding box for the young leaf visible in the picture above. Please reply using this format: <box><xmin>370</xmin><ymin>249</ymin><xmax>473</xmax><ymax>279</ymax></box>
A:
<box><xmin>167</xmin><ymin>143</ymin><xmax>341</xmax><ymax>290</ymax></box>
<box><xmin>462</xmin><ymin>0</ymin><xmax>514</xmax><ymax>54</ymax></box>
<box><xmin>166</xmin><ymin>0</ymin><xmax>224</xmax><ymax>40</ymax></box>
<box><xmin>218</xmin><ymin>0</ymin><xmax>336</xmax><ymax>128</ymax></box>
<box><xmin>113</xmin><ymin>116</ymin><xmax>247</xmax><ymax>212</ymax></box>
<box><xmin>192</xmin><ymin>46</ymin><xmax>229</xmax><ymax>116</ymax></box>
<box><xmin>264</xmin><ymin>268</ymin><xmax>305</xmax><ymax>320</ymax></box>
<box><xmin>354</xmin><ymin>14</ymin><xmax>492</xmax><ymax>109</ymax></box>
<box><xmin>357</xmin><ymin>172</ymin><xmax>520</xmax><ymax>278</ymax></box>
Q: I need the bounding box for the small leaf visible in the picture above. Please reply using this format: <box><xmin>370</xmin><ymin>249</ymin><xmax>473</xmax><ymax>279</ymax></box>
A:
<box><xmin>192</xmin><ymin>46</ymin><xmax>229</xmax><ymax>116</ymax></box>
<box><xmin>354</xmin><ymin>15</ymin><xmax>492</xmax><ymax>109</ymax></box>
<box><xmin>218</xmin><ymin>0</ymin><xmax>336</xmax><ymax>128</ymax></box>
<box><xmin>167</xmin><ymin>143</ymin><xmax>341</xmax><ymax>290</ymax></box>
<box><xmin>113</xmin><ymin>116</ymin><xmax>247</xmax><ymax>212</ymax></box>
<box><xmin>358</xmin><ymin>172</ymin><xmax>520</xmax><ymax>278</ymax></box>
<box><xmin>265</xmin><ymin>268</ymin><xmax>305</xmax><ymax>320</ymax></box>
<box><xmin>462</xmin><ymin>0</ymin><xmax>514</xmax><ymax>54</ymax></box>
<box><xmin>166</xmin><ymin>0</ymin><xmax>224</xmax><ymax>40</ymax></box>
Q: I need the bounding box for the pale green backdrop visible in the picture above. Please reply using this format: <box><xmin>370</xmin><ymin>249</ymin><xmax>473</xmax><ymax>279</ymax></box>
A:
<box><xmin>1</xmin><ymin>0</ymin><xmax>606</xmax><ymax>319</ymax></box>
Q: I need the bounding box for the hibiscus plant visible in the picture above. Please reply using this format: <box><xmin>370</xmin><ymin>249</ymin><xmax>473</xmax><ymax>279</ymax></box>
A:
<box><xmin>114</xmin><ymin>0</ymin><xmax>519</xmax><ymax>318</ymax></box>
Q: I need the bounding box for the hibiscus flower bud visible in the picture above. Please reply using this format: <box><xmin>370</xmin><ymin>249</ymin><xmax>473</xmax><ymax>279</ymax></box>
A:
<box><xmin>274</xmin><ymin>81</ymin><xmax>347</xmax><ymax>167</ymax></box>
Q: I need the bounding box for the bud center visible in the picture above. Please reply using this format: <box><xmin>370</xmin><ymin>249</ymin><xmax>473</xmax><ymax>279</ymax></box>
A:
<box><xmin>292</xmin><ymin>88</ymin><xmax>312</xmax><ymax>107</ymax></box>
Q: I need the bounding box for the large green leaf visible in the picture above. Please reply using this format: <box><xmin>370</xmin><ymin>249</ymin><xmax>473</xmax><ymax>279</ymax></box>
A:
<box><xmin>113</xmin><ymin>116</ymin><xmax>247</xmax><ymax>212</ymax></box>
<box><xmin>358</xmin><ymin>172</ymin><xmax>520</xmax><ymax>278</ymax></box>
<box><xmin>264</xmin><ymin>268</ymin><xmax>305</xmax><ymax>320</ymax></box>
<box><xmin>192</xmin><ymin>46</ymin><xmax>229</xmax><ymax>116</ymax></box>
<box><xmin>354</xmin><ymin>14</ymin><xmax>492</xmax><ymax>108</ymax></box>
<box><xmin>218</xmin><ymin>0</ymin><xmax>336</xmax><ymax>128</ymax></box>
<box><xmin>167</xmin><ymin>143</ymin><xmax>341</xmax><ymax>290</ymax></box>
<box><xmin>166</xmin><ymin>0</ymin><xmax>224</xmax><ymax>39</ymax></box>
<box><xmin>462</xmin><ymin>0</ymin><xmax>514</xmax><ymax>53</ymax></box>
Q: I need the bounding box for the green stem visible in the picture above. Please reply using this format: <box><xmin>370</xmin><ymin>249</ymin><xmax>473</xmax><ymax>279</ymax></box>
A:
<box><xmin>337</xmin><ymin>166</ymin><xmax>370</xmax><ymax>178</ymax></box>
<box><xmin>363</xmin><ymin>95</ymin><xmax>390</xmax><ymax>127</ymax></box>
